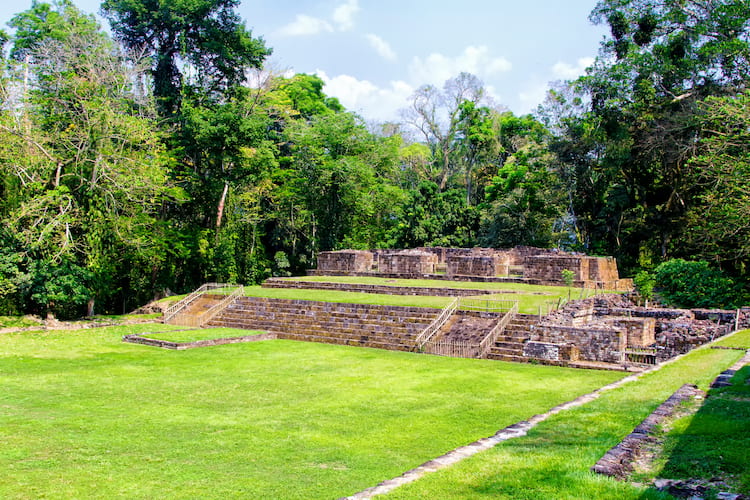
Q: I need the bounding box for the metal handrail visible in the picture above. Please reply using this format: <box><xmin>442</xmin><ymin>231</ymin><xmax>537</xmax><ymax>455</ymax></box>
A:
<box><xmin>200</xmin><ymin>285</ymin><xmax>245</xmax><ymax>327</ymax></box>
<box><xmin>457</xmin><ymin>298</ymin><xmax>518</xmax><ymax>313</ymax></box>
<box><xmin>477</xmin><ymin>301</ymin><xmax>518</xmax><ymax>358</ymax></box>
<box><xmin>163</xmin><ymin>283</ymin><xmax>236</xmax><ymax>324</ymax></box>
<box><xmin>414</xmin><ymin>298</ymin><xmax>458</xmax><ymax>349</ymax></box>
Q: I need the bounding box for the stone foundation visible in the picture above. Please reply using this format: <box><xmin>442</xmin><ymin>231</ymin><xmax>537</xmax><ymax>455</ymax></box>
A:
<box><xmin>317</xmin><ymin>250</ymin><xmax>373</xmax><ymax>273</ymax></box>
<box><xmin>377</xmin><ymin>250</ymin><xmax>437</xmax><ymax>274</ymax></box>
<box><xmin>315</xmin><ymin>246</ymin><xmax>629</xmax><ymax>289</ymax></box>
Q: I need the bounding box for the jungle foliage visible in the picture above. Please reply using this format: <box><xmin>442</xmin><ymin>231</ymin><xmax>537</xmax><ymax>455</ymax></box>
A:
<box><xmin>0</xmin><ymin>0</ymin><xmax>748</xmax><ymax>317</ymax></box>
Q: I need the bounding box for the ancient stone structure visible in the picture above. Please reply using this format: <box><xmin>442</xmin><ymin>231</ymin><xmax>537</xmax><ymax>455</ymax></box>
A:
<box><xmin>445</xmin><ymin>253</ymin><xmax>509</xmax><ymax>278</ymax></box>
<box><xmin>314</xmin><ymin>246</ymin><xmax>629</xmax><ymax>289</ymax></box>
<box><xmin>523</xmin><ymin>254</ymin><xmax>620</xmax><ymax>286</ymax></box>
<box><xmin>316</xmin><ymin>250</ymin><xmax>373</xmax><ymax>273</ymax></box>
<box><xmin>377</xmin><ymin>250</ymin><xmax>437</xmax><ymax>274</ymax></box>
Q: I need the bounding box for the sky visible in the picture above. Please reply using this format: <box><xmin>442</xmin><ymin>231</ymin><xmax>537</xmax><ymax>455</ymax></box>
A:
<box><xmin>0</xmin><ymin>0</ymin><xmax>609</xmax><ymax>122</ymax></box>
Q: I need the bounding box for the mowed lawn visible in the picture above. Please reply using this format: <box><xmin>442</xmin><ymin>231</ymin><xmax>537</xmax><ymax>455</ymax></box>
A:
<box><xmin>382</xmin><ymin>330</ymin><xmax>750</xmax><ymax>500</ymax></box>
<box><xmin>0</xmin><ymin>324</ymin><xmax>624</xmax><ymax>499</ymax></box>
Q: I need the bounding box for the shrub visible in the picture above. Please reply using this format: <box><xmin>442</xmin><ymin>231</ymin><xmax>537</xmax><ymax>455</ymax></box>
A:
<box><xmin>654</xmin><ymin>259</ymin><xmax>740</xmax><ymax>309</ymax></box>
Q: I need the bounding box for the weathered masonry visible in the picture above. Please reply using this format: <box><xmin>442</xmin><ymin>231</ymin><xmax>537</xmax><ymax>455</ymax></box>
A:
<box><xmin>313</xmin><ymin>246</ymin><xmax>630</xmax><ymax>290</ymax></box>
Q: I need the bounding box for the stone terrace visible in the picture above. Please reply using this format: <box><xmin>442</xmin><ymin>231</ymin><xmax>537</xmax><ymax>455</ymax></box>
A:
<box><xmin>206</xmin><ymin>296</ymin><xmax>440</xmax><ymax>352</ymax></box>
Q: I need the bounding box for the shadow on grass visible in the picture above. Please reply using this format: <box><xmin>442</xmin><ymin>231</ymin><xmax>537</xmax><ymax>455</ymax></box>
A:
<box><xmin>639</xmin><ymin>365</ymin><xmax>750</xmax><ymax>499</ymax></box>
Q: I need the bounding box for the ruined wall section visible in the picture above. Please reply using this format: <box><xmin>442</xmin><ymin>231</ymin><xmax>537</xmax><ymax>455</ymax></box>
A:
<box><xmin>378</xmin><ymin>250</ymin><xmax>437</xmax><ymax>274</ymax></box>
<box><xmin>317</xmin><ymin>250</ymin><xmax>373</xmax><ymax>273</ymax></box>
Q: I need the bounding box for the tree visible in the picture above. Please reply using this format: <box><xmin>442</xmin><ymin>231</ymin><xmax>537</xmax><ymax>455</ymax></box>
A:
<box><xmin>654</xmin><ymin>259</ymin><xmax>744</xmax><ymax>309</ymax></box>
<box><xmin>401</xmin><ymin>72</ymin><xmax>490</xmax><ymax>191</ymax></box>
<box><xmin>478</xmin><ymin>113</ymin><xmax>566</xmax><ymax>249</ymax></box>
<box><xmin>683</xmin><ymin>92</ymin><xmax>750</xmax><ymax>276</ymax></box>
<box><xmin>544</xmin><ymin>0</ymin><xmax>750</xmax><ymax>273</ymax></box>
<box><xmin>1</xmin><ymin>1</ymin><xmax>179</xmax><ymax>315</ymax></box>
<box><xmin>101</xmin><ymin>0</ymin><xmax>271</xmax><ymax>114</ymax></box>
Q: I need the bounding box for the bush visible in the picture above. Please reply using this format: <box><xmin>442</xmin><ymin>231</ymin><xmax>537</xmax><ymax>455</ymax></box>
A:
<box><xmin>654</xmin><ymin>259</ymin><xmax>741</xmax><ymax>309</ymax></box>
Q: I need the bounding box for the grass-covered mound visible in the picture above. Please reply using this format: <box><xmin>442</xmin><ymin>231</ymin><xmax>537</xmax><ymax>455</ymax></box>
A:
<box><xmin>0</xmin><ymin>324</ymin><xmax>623</xmax><ymax>499</ymax></box>
<box><xmin>161</xmin><ymin>278</ymin><xmax>604</xmax><ymax>315</ymax></box>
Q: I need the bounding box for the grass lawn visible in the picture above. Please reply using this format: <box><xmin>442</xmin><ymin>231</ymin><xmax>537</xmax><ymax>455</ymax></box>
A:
<box><xmin>234</xmin><ymin>282</ymin><xmax>596</xmax><ymax>315</ymax></box>
<box><xmin>142</xmin><ymin>327</ymin><xmax>268</xmax><ymax>343</ymax></box>
<box><xmin>381</xmin><ymin>332</ymin><xmax>749</xmax><ymax>499</ymax></box>
<box><xmin>651</xmin><ymin>365</ymin><xmax>750</xmax><ymax>496</ymax></box>
<box><xmin>0</xmin><ymin>315</ymin><xmax>44</xmax><ymax>329</ymax></box>
<box><xmin>642</xmin><ymin>329</ymin><xmax>750</xmax><ymax>496</ymax></box>
<box><xmin>242</xmin><ymin>285</ymin><xmax>454</xmax><ymax>309</ymax></box>
<box><xmin>0</xmin><ymin>324</ymin><xmax>625</xmax><ymax>499</ymax></box>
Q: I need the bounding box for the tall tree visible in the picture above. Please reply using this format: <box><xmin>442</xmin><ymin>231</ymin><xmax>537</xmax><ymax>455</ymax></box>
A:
<box><xmin>0</xmin><ymin>1</ymin><xmax>177</xmax><ymax>316</ymax></box>
<box><xmin>101</xmin><ymin>0</ymin><xmax>271</xmax><ymax>115</ymax></box>
<box><xmin>546</xmin><ymin>0</ymin><xmax>750</xmax><ymax>271</ymax></box>
<box><xmin>401</xmin><ymin>72</ymin><xmax>489</xmax><ymax>191</ymax></box>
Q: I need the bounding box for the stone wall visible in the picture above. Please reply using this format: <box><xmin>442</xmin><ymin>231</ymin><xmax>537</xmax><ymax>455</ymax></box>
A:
<box><xmin>378</xmin><ymin>250</ymin><xmax>437</xmax><ymax>274</ymax></box>
<box><xmin>522</xmin><ymin>341</ymin><xmax>581</xmax><ymax>362</ymax></box>
<box><xmin>317</xmin><ymin>250</ymin><xmax>373</xmax><ymax>273</ymax></box>
<box><xmin>446</xmin><ymin>254</ymin><xmax>509</xmax><ymax>278</ymax></box>
<box><xmin>523</xmin><ymin>255</ymin><xmax>620</xmax><ymax>285</ymax></box>
<box><xmin>530</xmin><ymin>324</ymin><xmax>626</xmax><ymax>364</ymax></box>
<box><xmin>612</xmin><ymin>317</ymin><xmax>656</xmax><ymax>347</ymax></box>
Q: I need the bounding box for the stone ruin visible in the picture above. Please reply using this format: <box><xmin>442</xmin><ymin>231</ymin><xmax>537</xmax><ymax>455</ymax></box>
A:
<box><xmin>316</xmin><ymin>250</ymin><xmax>373</xmax><ymax>273</ymax></box>
<box><xmin>527</xmin><ymin>295</ymin><xmax>748</xmax><ymax>365</ymax></box>
<box><xmin>313</xmin><ymin>246</ymin><xmax>629</xmax><ymax>289</ymax></box>
<box><xmin>377</xmin><ymin>249</ymin><xmax>437</xmax><ymax>275</ymax></box>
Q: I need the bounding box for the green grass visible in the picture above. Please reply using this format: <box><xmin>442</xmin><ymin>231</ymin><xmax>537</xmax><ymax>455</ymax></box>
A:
<box><xmin>163</xmin><ymin>276</ymin><xmax>617</xmax><ymax>314</ymax></box>
<box><xmin>243</xmin><ymin>285</ymin><xmax>455</xmax><ymax>309</ymax></box>
<box><xmin>653</xmin><ymin>365</ymin><xmax>750</xmax><ymax>496</ymax></box>
<box><xmin>0</xmin><ymin>315</ymin><xmax>44</xmax><ymax>329</ymax></box>
<box><xmin>0</xmin><ymin>323</ymin><xmax>623</xmax><ymax>499</ymax></box>
<box><xmin>235</xmin><ymin>282</ymin><xmax>596</xmax><ymax>314</ymax></box>
<box><xmin>712</xmin><ymin>328</ymin><xmax>750</xmax><ymax>348</ymax></box>
<box><xmin>382</xmin><ymin>343</ymin><xmax>746</xmax><ymax>499</ymax></box>
<box><xmin>142</xmin><ymin>327</ymin><xmax>267</xmax><ymax>343</ymax></box>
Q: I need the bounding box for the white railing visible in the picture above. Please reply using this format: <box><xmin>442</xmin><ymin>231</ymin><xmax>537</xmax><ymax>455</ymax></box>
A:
<box><xmin>423</xmin><ymin>339</ymin><xmax>480</xmax><ymax>358</ymax></box>
<box><xmin>476</xmin><ymin>301</ymin><xmax>518</xmax><ymax>358</ymax></box>
<box><xmin>422</xmin><ymin>299</ymin><xmax>518</xmax><ymax>359</ymax></box>
<box><xmin>163</xmin><ymin>283</ymin><xmax>239</xmax><ymax>324</ymax></box>
<box><xmin>457</xmin><ymin>298</ymin><xmax>518</xmax><ymax>313</ymax></box>
<box><xmin>414</xmin><ymin>298</ymin><xmax>458</xmax><ymax>350</ymax></box>
<box><xmin>200</xmin><ymin>285</ymin><xmax>244</xmax><ymax>327</ymax></box>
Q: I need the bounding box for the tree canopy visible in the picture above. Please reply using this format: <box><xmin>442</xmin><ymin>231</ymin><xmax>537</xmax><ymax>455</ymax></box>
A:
<box><xmin>0</xmin><ymin>0</ymin><xmax>748</xmax><ymax>317</ymax></box>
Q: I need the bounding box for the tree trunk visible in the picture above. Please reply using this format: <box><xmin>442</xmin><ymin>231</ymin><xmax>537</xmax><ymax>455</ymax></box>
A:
<box><xmin>216</xmin><ymin>182</ymin><xmax>229</xmax><ymax>229</ymax></box>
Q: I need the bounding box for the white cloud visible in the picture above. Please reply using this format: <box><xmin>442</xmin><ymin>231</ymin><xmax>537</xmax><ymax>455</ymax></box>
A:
<box><xmin>408</xmin><ymin>45</ymin><xmax>512</xmax><ymax>87</ymax></box>
<box><xmin>551</xmin><ymin>57</ymin><xmax>595</xmax><ymax>80</ymax></box>
<box><xmin>316</xmin><ymin>70</ymin><xmax>414</xmax><ymax>122</ymax></box>
<box><xmin>332</xmin><ymin>0</ymin><xmax>360</xmax><ymax>31</ymax></box>
<box><xmin>365</xmin><ymin>33</ymin><xmax>397</xmax><ymax>61</ymax></box>
<box><xmin>517</xmin><ymin>82</ymin><xmax>550</xmax><ymax>114</ymax></box>
<box><xmin>278</xmin><ymin>14</ymin><xmax>333</xmax><ymax>37</ymax></box>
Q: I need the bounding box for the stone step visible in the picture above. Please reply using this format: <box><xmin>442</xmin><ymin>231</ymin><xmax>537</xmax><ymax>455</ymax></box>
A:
<box><xmin>490</xmin><ymin>347</ymin><xmax>524</xmax><ymax>357</ymax></box>
<box><xmin>494</xmin><ymin>341</ymin><xmax>525</xmax><ymax>350</ymax></box>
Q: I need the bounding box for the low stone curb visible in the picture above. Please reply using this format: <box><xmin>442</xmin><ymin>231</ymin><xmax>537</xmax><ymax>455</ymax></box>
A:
<box><xmin>710</xmin><ymin>349</ymin><xmax>750</xmax><ymax>388</ymax></box>
<box><xmin>591</xmin><ymin>383</ymin><xmax>703</xmax><ymax>479</ymax></box>
<box><xmin>342</xmin><ymin>368</ymin><xmax>653</xmax><ymax>499</ymax></box>
<box><xmin>122</xmin><ymin>331</ymin><xmax>276</xmax><ymax>349</ymax></box>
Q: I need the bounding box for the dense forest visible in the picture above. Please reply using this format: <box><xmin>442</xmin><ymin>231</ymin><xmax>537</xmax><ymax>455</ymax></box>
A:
<box><xmin>0</xmin><ymin>0</ymin><xmax>748</xmax><ymax>318</ymax></box>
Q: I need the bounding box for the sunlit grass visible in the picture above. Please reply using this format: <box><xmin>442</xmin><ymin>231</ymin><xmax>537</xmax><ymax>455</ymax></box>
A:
<box><xmin>383</xmin><ymin>345</ymin><xmax>745</xmax><ymax>499</ymax></box>
<box><xmin>0</xmin><ymin>324</ymin><xmax>623</xmax><ymax>499</ymax></box>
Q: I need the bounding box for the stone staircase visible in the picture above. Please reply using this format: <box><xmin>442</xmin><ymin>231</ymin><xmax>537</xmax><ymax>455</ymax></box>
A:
<box><xmin>435</xmin><ymin>312</ymin><xmax>499</xmax><ymax>344</ymax></box>
<box><xmin>206</xmin><ymin>296</ymin><xmax>440</xmax><ymax>352</ymax></box>
<box><xmin>166</xmin><ymin>294</ymin><xmax>224</xmax><ymax>325</ymax></box>
<box><xmin>486</xmin><ymin>313</ymin><xmax>539</xmax><ymax>362</ymax></box>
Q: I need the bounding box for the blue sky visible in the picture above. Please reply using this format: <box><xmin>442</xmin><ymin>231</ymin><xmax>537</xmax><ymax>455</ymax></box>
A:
<box><xmin>1</xmin><ymin>0</ymin><xmax>609</xmax><ymax>122</ymax></box>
